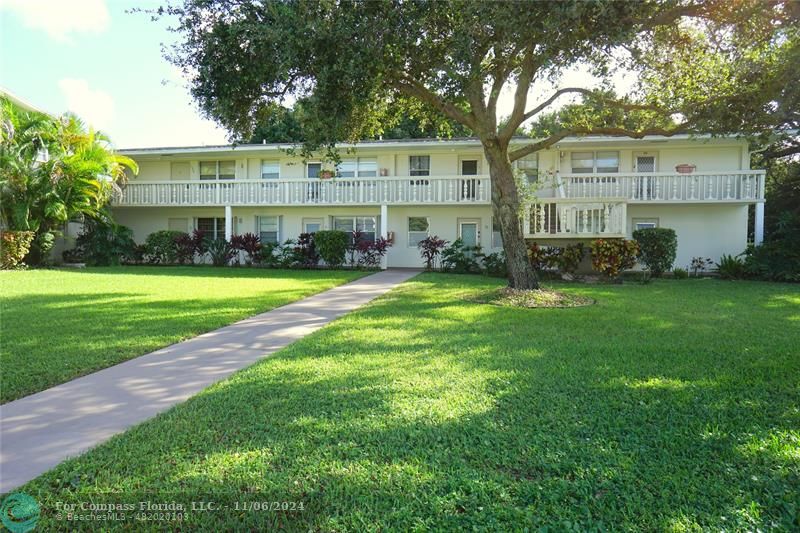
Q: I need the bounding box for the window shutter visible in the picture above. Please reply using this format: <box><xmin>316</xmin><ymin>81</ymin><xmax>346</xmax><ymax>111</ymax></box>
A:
<box><xmin>278</xmin><ymin>215</ymin><xmax>283</xmax><ymax>242</ymax></box>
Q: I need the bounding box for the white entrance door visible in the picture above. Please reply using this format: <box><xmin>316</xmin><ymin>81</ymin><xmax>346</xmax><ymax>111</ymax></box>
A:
<box><xmin>635</xmin><ymin>154</ymin><xmax>657</xmax><ymax>200</ymax></box>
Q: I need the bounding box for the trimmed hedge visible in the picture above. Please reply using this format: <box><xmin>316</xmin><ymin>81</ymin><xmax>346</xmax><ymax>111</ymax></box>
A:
<box><xmin>633</xmin><ymin>227</ymin><xmax>677</xmax><ymax>277</ymax></box>
<box><xmin>314</xmin><ymin>230</ymin><xmax>349</xmax><ymax>268</ymax></box>
<box><xmin>1</xmin><ymin>231</ymin><xmax>35</xmax><ymax>269</ymax></box>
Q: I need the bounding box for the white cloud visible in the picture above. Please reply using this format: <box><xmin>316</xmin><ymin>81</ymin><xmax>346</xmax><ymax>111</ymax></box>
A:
<box><xmin>58</xmin><ymin>78</ymin><xmax>114</xmax><ymax>130</ymax></box>
<box><xmin>0</xmin><ymin>0</ymin><xmax>110</xmax><ymax>43</ymax></box>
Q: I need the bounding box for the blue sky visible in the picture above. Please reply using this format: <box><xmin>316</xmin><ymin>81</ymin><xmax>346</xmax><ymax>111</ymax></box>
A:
<box><xmin>0</xmin><ymin>0</ymin><xmax>228</xmax><ymax>148</ymax></box>
<box><xmin>0</xmin><ymin>0</ymin><xmax>630</xmax><ymax>150</ymax></box>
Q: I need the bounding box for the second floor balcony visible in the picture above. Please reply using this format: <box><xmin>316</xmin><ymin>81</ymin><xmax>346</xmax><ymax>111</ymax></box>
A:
<box><xmin>112</xmin><ymin>170</ymin><xmax>765</xmax><ymax>207</ymax></box>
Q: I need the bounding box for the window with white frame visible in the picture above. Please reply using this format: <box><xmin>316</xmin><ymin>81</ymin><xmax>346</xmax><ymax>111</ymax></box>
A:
<box><xmin>196</xmin><ymin>217</ymin><xmax>226</xmax><ymax>241</ymax></box>
<box><xmin>258</xmin><ymin>215</ymin><xmax>280</xmax><ymax>244</ymax></box>
<box><xmin>303</xmin><ymin>218</ymin><xmax>324</xmax><ymax>234</ymax></box>
<box><xmin>261</xmin><ymin>160</ymin><xmax>280</xmax><ymax>179</ymax></box>
<box><xmin>570</xmin><ymin>151</ymin><xmax>619</xmax><ymax>174</ymax></box>
<box><xmin>337</xmin><ymin>157</ymin><xmax>378</xmax><ymax>178</ymax></box>
<box><xmin>633</xmin><ymin>218</ymin><xmax>659</xmax><ymax>231</ymax></box>
<box><xmin>516</xmin><ymin>154</ymin><xmax>539</xmax><ymax>183</ymax></box>
<box><xmin>408</xmin><ymin>217</ymin><xmax>430</xmax><ymax>247</ymax></box>
<box><xmin>409</xmin><ymin>156</ymin><xmax>430</xmax><ymax>176</ymax></box>
<box><xmin>200</xmin><ymin>160</ymin><xmax>235</xmax><ymax>180</ymax></box>
<box><xmin>333</xmin><ymin>216</ymin><xmax>376</xmax><ymax>242</ymax></box>
<box><xmin>491</xmin><ymin>217</ymin><xmax>503</xmax><ymax>248</ymax></box>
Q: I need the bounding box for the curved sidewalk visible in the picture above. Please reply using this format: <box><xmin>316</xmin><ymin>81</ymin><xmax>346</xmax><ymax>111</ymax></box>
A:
<box><xmin>0</xmin><ymin>269</ymin><xmax>419</xmax><ymax>493</ymax></box>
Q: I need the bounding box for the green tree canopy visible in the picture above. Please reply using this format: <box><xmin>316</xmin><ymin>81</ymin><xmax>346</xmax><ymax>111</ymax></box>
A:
<box><xmin>161</xmin><ymin>0</ymin><xmax>797</xmax><ymax>288</ymax></box>
<box><xmin>0</xmin><ymin>96</ymin><xmax>138</xmax><ymax>264</ymax></box>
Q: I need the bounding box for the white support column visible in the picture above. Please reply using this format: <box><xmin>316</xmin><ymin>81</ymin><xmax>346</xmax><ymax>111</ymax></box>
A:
<box><xmin>224</xmin><ymin>205</ymin><xmax>233</xmax><ymax>241</ymax></box>
<box><xmin>380</xmin><ymin>204</ymin><xmax>389</xmax><ymax>270</ymax></box>
<box><xmin>755</xmin><ymin>202</ymin><xmax>765</xmax><ymax>245</ymax></box>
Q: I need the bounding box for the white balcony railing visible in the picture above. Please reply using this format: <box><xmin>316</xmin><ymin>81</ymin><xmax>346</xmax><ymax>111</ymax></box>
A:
<box><xmin>113</xmin><ymin>171</ymin><xmax>765</xmax><ymax>207</ymax></box>
<box><xmin>113</xmin><ymin>176</ymin><xmax>491</xmax><ymax>206</ymax></box>
<box><xmin>558</xmin><ymin>170</ymin><xmax>765</xmax><ymax>202</ymax></box>
<box><xmin>526</xmin><ymin>199</ymin><xmax>627</xmax><ymax>238</ymax></box>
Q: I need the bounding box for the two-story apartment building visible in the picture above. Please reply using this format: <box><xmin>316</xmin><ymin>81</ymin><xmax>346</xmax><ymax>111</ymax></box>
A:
<box><xmin>112</xmin><ymin>135</ymin><xmax>765</xmax><ymax>270</ymax></box>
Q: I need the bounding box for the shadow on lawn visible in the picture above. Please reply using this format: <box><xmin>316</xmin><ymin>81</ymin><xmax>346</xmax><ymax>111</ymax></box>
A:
<box><xmin>28</xmin><ymin>277</ymin><xmax>800</xmax><ymax>530</ymax></box>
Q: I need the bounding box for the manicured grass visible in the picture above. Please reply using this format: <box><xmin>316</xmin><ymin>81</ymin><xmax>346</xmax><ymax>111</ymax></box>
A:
<box><xmin>0</xmin><ymin>267</ymin><xmax>366</xmax><ymax>403</ymax></box>
<box><xmin>17</xmin><ymin>275</ymin><xmax>800</xmax><ymax>530</ymax></box>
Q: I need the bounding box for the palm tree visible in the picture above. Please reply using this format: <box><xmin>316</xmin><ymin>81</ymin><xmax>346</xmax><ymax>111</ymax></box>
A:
<box><xmin>0</xmin><ymin>97</ymin><xmax>138</xmax><ymax>264</ymax></box>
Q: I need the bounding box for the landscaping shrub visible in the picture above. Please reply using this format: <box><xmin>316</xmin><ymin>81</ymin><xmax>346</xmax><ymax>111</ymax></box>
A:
<box><xmin>259</xmin><ymin>242</ymin><xmax>281</xmax><ymax>268</ymax></box>
<box><xmin>173</xmin><ymin>233</ymin><xmax>196</xmax><ymax>265</ymax></box>
<box><xmin>191</xmin><ymin>229</ymin><xmax>210</xmax><ymax>262</ymax></box>
<box><xmin>633</xmin><ymin>227</ymin><xmax>677</xmax><ymax>277</ymax></box>
<box><xmin>590</xmin><ymin>238</ymin><xmax>640</xmax><ymax>279</ymax></box>
<box><xmin>441</xmin><ymin>238</ymin><xmax>483</xmax><ymax>273</ymax></box>
<box><xmin>528</xmin><ymin>242</ymin><xmax>559</xmax><ymax>272</ymax></box>
<box><xmin>230</xmin><ymin>233</ymin><xmax>263</xmax><ymax>266</ymax></box>
<box><xmin>716</xmin><ymin>253</ymin><xmax>746</xmax><ymax>280</ymax></box>
<box><xmin>355</xmin><ymin>237</ymin><xmax>391</xmax><ymax>268</ymax></box>
<box><xmin>144</xmin><ymin>230</ymin><xmax>185</xmax><ymax>264</ymax></box>
<box><xmin>0</xmin><ymin>231</ymin><xmax>35</xmax><ymax>269</ymax></box>
<box><xmin>742</xmin><ymin>213</ymin><xmax>800</xmax><ymax>282</ymax></box>
<box><xmin>418</xmin><ymin>235</ymin><xmax>448</xmax><ymax>270</ymax></box>
<box><xmin>26</xmin><ymin>231</ymin><xmax>55</xmax><ymax>265</ymax></box>
<box><xmin>314</xmin><ymin>230</ymin><xmax>349</xmax><ymax>268</ymax></box>
<box><xmin>206</xmin><ymin>238</ymin><xmax>236</xmax><ymax>267</ymax></box>
<box><xmin>483</xmin><ymin>251</ymin><xmax>508</xmax><ymax>278</ymax></box>
<box><xmin>293</xmin><ymin>233</ymin><xmax>320</xmax><ymax>267</ymax></box>
<box><xmin>742</xmin><ymin>242</ymin><xmax>800</xmax><ymax>282</ymax></box>
<box><xmin>556</xmin><ymin>243</ymin><xmax>585</xmax><ymax>273</ymax></box>
<box><xmin>691</xmin><ymin>256</ymin><xmax>714</xmax><ymax>277</ymax></box>
<box><xmin>73</xmin><ymin>218</ymin><xmax>136</xmax><ymax>266</ymax></box>
<box><xmin>672</xmin><ymin>267</ymin><xmax>689</xmax><ymax>279</ymax></box>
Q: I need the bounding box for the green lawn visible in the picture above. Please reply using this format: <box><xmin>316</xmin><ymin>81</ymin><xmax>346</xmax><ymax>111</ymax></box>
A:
<box><xmin>16</xmin><ymin>275</ymin><xmax>800</xmax><ymax>530</ymax></box>
<box><xmin>0</xmin><ymin>267</ymin><xmax>366</xmax><ymax>403</ymax></box>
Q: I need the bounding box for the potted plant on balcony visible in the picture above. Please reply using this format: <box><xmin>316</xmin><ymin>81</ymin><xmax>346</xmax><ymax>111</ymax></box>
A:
<box><xmin>675</xmin><ymin>163</ymin><xmax>696</xmax><ymax>174</ymax></box>
<box><xmin>319</xmin><ymin>169</ymin><xmax>335</xmax><ymax>180</ymax></box>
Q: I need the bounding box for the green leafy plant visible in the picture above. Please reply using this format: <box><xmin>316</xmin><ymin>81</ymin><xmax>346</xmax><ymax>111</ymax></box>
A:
<box><xmin>73</xmin><ymin>218</ymin><xmax>136</xmax><ymax>266</ymax></box>
<box><xmin>556</xmin><ymin>243</ymin><xmax>585</xmax><ymax>274</ymax></box>
<box><xmin>716</xmin><ymin>253</ymin><xmax>746</xmax><ymax>280</ymax></box>
<box><xmin>528</xmin><ymin>242</ymin><xmax>559</xmax><ymax>272</ymax></box>
<box><xmin>314</xmin><ymin>230</ymin><xmax>349</xmax><ymax>268</ymax></box>
<box><xmin>0</xmin><ymin>96</ymin><xmax>138</xmax><ymax>265</ymax></box>
<box><xmin>418</xmin><ymin>235</ymin><xmax>448</xmax><ymax>270</ymax></box>
<box><xmin>144</xmin><ymin>230</ymin><xmax>186</xmax><ymax>264</ymax></box>
<box><xmin>482</xmin><ymin>251</ymin><xmax>508</xmax><ymax>278</ymax></box>
<box><xmin>633</xmin><ymin>227</ymin><xmax>677</xmax><ymax>277</ymax></box>
<box><xmin>441</xmin><ymin>238</ymin><xmax>483</xmax><ymax>274</ymax></box>
<box><xmin>206</xmin><ymin>238</ymin><xmax>236</xmax><ymax>267</ymax></box>
<box><xmin>0</xmin><ymin>230</ymin><xmax>35</xmax><ymax>269</ymax></box>
<box><xmin>742</xmin><ymin>213</ymin><xmax>800</xmax><ymax>282</ymax></box>
<box><xmin>672</xmin><ymin>267</ymin><xmax>689</xmax><ymax>279</ymax></box>
<box><xmin>590</xmin><ymin>239</ymin><xmax>640</xmax><ymax>279</ymax></box>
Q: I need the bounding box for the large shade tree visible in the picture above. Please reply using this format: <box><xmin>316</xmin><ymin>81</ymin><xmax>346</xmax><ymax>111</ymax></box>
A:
<box><xmin>162</xmin><ymin>0</ymin><xmax>797</xmax><ymax>288</ymax></box>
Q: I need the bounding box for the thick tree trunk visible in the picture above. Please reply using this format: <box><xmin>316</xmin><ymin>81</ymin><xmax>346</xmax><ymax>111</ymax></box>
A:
<box><xmin>482</xmin><ymin>140</ymin><xmax>539</xmax><ymax>290</ymax></box>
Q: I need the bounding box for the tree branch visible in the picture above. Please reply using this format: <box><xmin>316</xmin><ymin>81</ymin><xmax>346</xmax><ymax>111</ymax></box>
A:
<box><xmin>498</xmin><ymin>49</ymin><xmax>537</xmax><ymax>143</ymax></box>
<box><xmin>508</xmin><ymin>123</ymin><xmax>694</xmax><ymax>162</ymax></box>
<box><xmin>392</xmin><ymin>78</ymin><xmax>478</xmax><ymax>131</ymax></box>
<box><xmin>521</xmin><ymin>88</ymin><xmax>673</xmax><ymax>123</ymax></box>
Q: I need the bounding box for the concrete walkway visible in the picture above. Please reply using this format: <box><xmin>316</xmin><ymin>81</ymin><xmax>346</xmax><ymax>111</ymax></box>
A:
<box><xmin>0</xmin><ymin>269</ymin><xmax>419</xmax><ymax>493</ymax></box>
